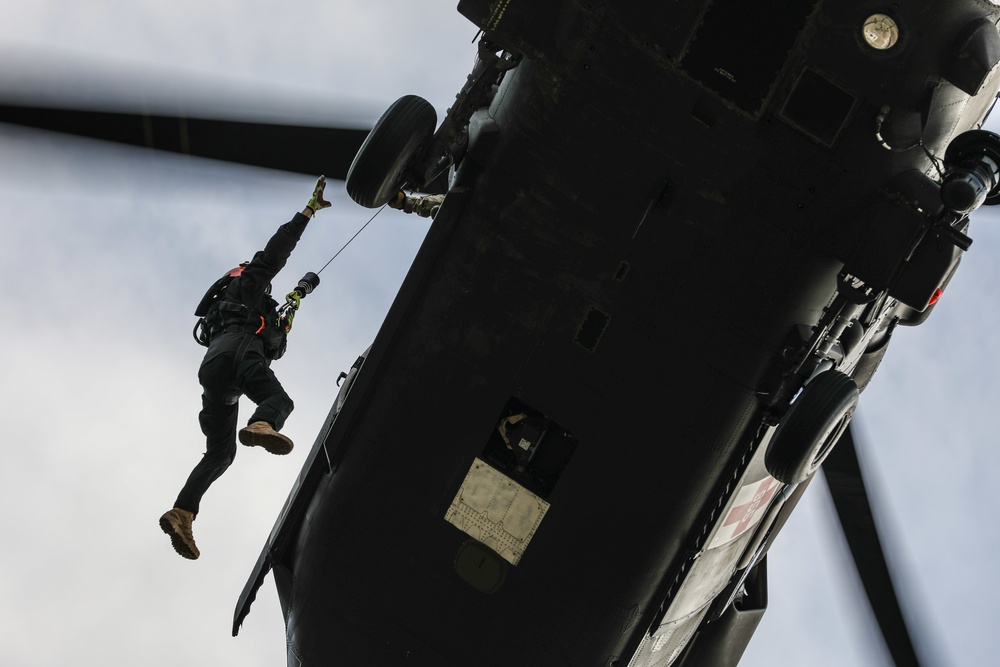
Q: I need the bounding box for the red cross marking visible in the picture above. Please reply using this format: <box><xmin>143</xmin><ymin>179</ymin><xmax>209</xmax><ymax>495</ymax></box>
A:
<box><xmin>722</xmin><ymin>477</ymin><xmax>780</xmax><ymax>536</ymax></box>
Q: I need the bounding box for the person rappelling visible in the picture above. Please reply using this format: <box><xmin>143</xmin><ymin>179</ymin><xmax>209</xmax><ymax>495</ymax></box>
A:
<box><xmin>160</xmin><ymin>176</ymin><xmax>331</xmax><ymax>560</ymax></box>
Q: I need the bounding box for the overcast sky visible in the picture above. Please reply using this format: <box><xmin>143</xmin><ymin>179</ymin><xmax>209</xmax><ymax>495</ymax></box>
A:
<box><xmin>0</xmin><ymin>2</ymin><xmax>997</xmax><ymax>666</ymax></box>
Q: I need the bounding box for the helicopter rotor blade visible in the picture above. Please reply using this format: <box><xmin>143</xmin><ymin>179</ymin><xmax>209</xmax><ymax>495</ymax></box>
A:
<box><xmin>0</xmin><ymin>103</ymin><xmax>370</xmax><ymax>179</ymax></box>
<box><xmin>822</xmin><ymin>424</ymin><xmax>924</xmax><ymax>667</ymax></box>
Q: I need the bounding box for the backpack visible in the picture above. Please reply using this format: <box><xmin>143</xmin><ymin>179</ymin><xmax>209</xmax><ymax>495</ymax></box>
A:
<box><xmin>192</xmin><ymin>270</ymin><xmax>244</xmax><ymax>347</ymax></box>
<box><xmin>192</xmin><ymin>269</ymin><xmax>289</xmax><ymax>360</ymax></box>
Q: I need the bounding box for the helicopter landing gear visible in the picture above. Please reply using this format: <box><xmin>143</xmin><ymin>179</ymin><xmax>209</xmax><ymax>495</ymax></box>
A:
<box><xmin>764</xmin><ymin>370</ymin><xmax>859</xmax><ymax>484</ymax></box>
<box><xmin>346</xmin><ymin>95</ymin><xmax>437</xmax><ymax>208</ymax></box>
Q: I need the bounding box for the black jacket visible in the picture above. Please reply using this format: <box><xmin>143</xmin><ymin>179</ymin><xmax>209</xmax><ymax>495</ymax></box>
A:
<box><xmin>202</xmin><ymin>212</ymin><xmax>310</xmax><ymax>367</ymax></box>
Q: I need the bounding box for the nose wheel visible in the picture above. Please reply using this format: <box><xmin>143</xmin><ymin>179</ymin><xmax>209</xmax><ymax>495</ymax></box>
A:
<box><xmin>764</xmin><ymin>370</ymin><xmax>859</xmax><ymax>484</ymax></box>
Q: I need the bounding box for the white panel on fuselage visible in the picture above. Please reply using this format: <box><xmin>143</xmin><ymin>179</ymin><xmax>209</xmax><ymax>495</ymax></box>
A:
<box><xmin>445</xmin><ymin>458</ymin><xmax>550</xmax><ymax>565</ymax></box>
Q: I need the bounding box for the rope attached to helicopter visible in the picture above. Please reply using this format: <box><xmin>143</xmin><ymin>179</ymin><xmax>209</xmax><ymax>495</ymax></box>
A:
<box><xmin>277</xmin><ymin>204</ymin><xmax>388</xmax><ymax>331</ymax></box>
<box><xmin>280</xmin><ymin>187</ymin><xmax>445</xmax><ymax>327</ymax></box>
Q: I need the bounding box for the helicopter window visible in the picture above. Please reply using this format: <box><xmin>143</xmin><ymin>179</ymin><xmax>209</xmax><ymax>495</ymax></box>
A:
<box><xmin>575</xmin><ymin>306</ymin><xmax>610</xmax><ymax>353</ymax></box>
<box><xmin>680</xmin><ymin>0</ymin><xmax>818</xmax><ymax>114</ymax></box>
<box><xmin>481</xmin><ymin>397</ymin><xmax>578</xmax><ymax>499</ymax></box>
<box><xmin>780</xmin><ymin>69</ymin><xmax>855</xmax><ymax>146</ymax></box>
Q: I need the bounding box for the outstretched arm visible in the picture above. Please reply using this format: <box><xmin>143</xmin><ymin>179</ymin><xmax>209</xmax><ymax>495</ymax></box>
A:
<box><xmin>240</xmin><ymin>176</ymin><xmax>331</xmax><ymax>298</ymax></box>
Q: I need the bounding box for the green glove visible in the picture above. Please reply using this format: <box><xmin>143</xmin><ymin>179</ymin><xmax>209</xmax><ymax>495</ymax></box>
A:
<box><xmin>306</xmin><ymin>175</ymin><xmax>332</xmax><ymax>213</ymax></box>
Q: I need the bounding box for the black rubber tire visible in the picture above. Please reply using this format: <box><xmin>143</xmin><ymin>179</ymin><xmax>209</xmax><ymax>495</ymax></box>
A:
<box><xmin>765</xmin><ymin>370</ymin><xmax>859</xmax><ymax>484</ymax></box>
<box><xmin>346</xmin><ymin>95</ymin><xmax>437</xmax><ymax>208</ymax></box>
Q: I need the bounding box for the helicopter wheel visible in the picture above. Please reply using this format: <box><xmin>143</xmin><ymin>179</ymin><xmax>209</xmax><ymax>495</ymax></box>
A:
<box><xmin>346</xmin><ymin>95</ymin><xmax>437</xmax><ymax>208</ymax></box>
<box><xmin>764</xmin><ymin>370</ymin><xmax>859</xmax><ymax>485</ymax></box>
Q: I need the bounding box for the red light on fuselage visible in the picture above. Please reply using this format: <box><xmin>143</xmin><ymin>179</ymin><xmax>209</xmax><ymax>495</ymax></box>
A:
<box><xmin>929</xmin><ymin>288</ymin><xmax>943</xmax><ymax>305</ymax></box>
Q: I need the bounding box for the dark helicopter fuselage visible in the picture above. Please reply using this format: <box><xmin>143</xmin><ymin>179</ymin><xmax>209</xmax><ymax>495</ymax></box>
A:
<box><xmin>236</xmin><ymin>1</ymin><xmax>1000</xmax><ymax>665</ymax></box>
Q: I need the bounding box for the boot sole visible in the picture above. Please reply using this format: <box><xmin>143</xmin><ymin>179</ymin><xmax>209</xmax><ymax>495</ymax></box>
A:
<box><xmin>238</xmin><ymin>428</ymin><xmax>293</xmax><ymax>455</ymax></box>
<box><xmin>160</xmin><ymin>515</ymin><xmax>199</xmax><ymax>560</ymax></box>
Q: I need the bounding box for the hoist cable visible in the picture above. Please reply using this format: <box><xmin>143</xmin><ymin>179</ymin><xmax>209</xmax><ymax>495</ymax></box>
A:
<box><xmin>316</xmin><ymin>204</ymin><xmax>387</xmax><ymax>276</ymax></box>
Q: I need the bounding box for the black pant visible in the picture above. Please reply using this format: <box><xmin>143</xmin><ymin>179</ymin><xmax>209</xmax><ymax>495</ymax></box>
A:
<box><xmin>174</xmin><ymin>350</ymin><xmax>294</xmax><ymax>515</ymax></box>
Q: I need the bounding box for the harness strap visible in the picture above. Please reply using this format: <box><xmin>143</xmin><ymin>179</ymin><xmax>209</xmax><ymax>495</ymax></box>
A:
<box><xmin>233</xmin><ymin>333</ymin><xmax>255</xmax><ymax>376</ymax></box>
<box><xmin>216</xmin><ymin>301</ymin><xmax>247</xmax><ymax>316</ymax></box>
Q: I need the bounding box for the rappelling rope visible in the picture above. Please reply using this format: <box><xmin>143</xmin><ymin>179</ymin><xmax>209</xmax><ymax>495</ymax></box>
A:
<box><xmin>277</xmin><ymin>204</ymin><xmax>388</xmax><ymax>333</ymax></box>
<box><xmin>316</xmin><ymin>204</ymin><xmax>388</xmax><ymax>276</ymax></box>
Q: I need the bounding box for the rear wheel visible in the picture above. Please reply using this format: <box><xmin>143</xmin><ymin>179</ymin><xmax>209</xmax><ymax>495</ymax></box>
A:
<box><xmin>346</xmin><ymin>95</ymin><xmax>437</xmax><ymax>208</ymax></box>
<box><xmin>765</xmin><ymin>370</ymin><xmax>859</xmax><ymax>484</ymax></box>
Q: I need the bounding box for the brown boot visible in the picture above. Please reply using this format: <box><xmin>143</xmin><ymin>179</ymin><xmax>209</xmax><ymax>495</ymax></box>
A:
<box><xmin>238</xmin><ymin>421</ymin><xmax>294</xmax><ymax>455</ymax></box>
<box><xmin>159</xmin><ymin>508</ymin><xmax>200</xmax><ymax>560</ymax></box>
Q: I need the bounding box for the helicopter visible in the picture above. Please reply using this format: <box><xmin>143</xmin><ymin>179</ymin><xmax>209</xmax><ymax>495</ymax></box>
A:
<box><xmin>4</xmin><ymin>1</ymin><xmax>1000</xmax><ymax>665</ymax></box>
<box><xmin>233</xmin><ymin>1</ymin><xmax>1000</xmax><ymax>664</ymax></box>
